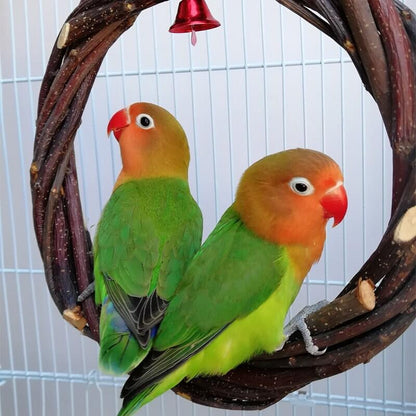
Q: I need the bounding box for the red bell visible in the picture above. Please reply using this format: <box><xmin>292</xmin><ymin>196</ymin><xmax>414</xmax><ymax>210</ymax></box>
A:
<box><xmin>169</xmin><ymin>0</ymin><xmax>221</xmax><ymax>34</ymax></box>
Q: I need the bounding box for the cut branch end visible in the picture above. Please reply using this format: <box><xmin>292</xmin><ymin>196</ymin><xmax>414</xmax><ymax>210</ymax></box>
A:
<box><xmin>63</xmin><ymin>306</ymin><xmax>88</xmax><ymax>331</ymax></box>
<box><xmin>305</xmin><ymin>278</ymin><xmax>376</xmax><ymax>335</ymax></box>
<box><xmin>57</xmin><ymin>23</ymin><xmax>70</xmax><ymax>49</ymax></box>
<box><xmin>394</xmin><ymin>205</ymin><xmax>416</xmax><ymax>243</ymax></box>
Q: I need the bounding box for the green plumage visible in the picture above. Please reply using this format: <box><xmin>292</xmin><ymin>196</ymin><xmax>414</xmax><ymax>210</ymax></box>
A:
<box><xmin>154</xmin><ymin>207</ymin><xmax>288</xmax><ymax>348</ymax></box>
<box><xmin>115</xmin><ymin>148</ymin><xmax>346</xmax><ymax>415</ymax></box>
<box><xmin>94</xmin><ymin>178</ymin><xmax>202</xmax><ymax>375</ymax></box>
<box><xmin>119</xmin><ymin>207</ymin><xmax>299</xmax><ymax>415</ymax></box>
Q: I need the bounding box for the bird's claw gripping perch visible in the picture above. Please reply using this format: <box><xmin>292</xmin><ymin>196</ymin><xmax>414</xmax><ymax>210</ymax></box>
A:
<box><xmin>77</xmin><ymin>282</ymin><xmax>95</xmax><ymax>303</ymax></box>
<box><xmin>282</xmin><ymin>300</ymin><xmax>329</xmax><ymax>356</ymax></box>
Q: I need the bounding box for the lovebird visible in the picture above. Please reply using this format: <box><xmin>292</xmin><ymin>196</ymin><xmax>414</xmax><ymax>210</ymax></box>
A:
<box><xmin>118</xmin><ymin>148</ymin><xmax>348</xmax><ymax>415</ymax></box>
<box><xmin>93</xmin><ymin>102</ymin><xmax>203</xmax><ymax>375</ymax></box>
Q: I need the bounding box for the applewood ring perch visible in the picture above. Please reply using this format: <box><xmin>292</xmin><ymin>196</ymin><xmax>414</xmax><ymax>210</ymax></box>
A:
<box><xmin>30</xmin><ymin>0</ymin><xmax>416</xmax><ymax>411</ymax></box>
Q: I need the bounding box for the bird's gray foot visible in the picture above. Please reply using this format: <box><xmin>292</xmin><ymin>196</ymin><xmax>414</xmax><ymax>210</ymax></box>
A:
<box><xmin>282</xmin><ymin>300</ymin><xmax>329</xmax><ymax>356</ymax></box>
<box><xmin>77</xmin><ymin>282</ymin><xmax>95</xmax><ymax>302</ymax></box>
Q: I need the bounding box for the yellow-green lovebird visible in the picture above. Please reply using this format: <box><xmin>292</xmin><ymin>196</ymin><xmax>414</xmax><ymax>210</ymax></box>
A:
<box><xmin>118</xmin><ymin>148</ymin><xmax>348</xmax><ymax>415</ymax></box>
<box><xmin>93</xmin><ymin>102</ymin><xmax>203</xmax><ymax>375</ymax></box>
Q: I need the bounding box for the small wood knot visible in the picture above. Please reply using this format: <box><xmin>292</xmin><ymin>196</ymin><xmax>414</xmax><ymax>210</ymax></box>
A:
<box><xmin>288</xmin><ymin>357</ymin><xmax>297</xmax><ymax>366</ymax></box>
<box><xmin>343</xmin><ymin>39</ymin><xmax>355</xmax><ymax>53</ymax></box>
<box><xmin>176</xmin><ymin>391</ymin><xmax>192</xmax><ymax>401</ymax></box>
<box><xmin>30</xmin><ymin>162</ymin><xmax>39</xmax><ymax>175</ymax></box>
<box><xmin>401</xmin><ymin>10</ymin><xmax>412</xmax><ymax>21</ymax></box>
<box><xmin>68</xmin><ymin>48</ymin><xmax>79</xmax><ymax>58</ymax></box>
<box><xmin>125</xmin><ymin>2</ymin><xmax>136</xmax><ymax>12</ymax></box>
<box><xmin>30</xmin><ymin>162</ymin><xmax>39</xmax><ymax>181</ymax></box>
<box><xmin>51</xmin><ymin>186</ymin><xmax>65</xmax><ymax>198</ymax></box>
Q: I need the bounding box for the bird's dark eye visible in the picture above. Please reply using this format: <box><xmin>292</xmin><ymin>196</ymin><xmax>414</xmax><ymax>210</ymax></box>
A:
<box><xmin>289</xmin><ymin>177</ymin><xmax>315</xmax><ymax>196</ymax></box>
<box><xmin>136</xmin><ymin>113</ymin><xmax>154</xmax><ymax>130</ymax></box>
<box><xmin>295</xmin><ymin>183</ymin><xmax>308</xmax><ymax>192</ymax></box>
<box><xmin>140</xmin><ymin>116</ymin><xmax>150</xmax><ymax>127</ymax></box>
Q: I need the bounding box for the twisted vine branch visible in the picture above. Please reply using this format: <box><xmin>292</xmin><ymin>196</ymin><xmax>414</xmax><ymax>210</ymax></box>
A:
<box><xmin>31</xmin><ymin>0</ymin><xmax>167</xmax><ymax>341</ymax></box>
<box><xmin>31</xmin><ymin>0</ymin><xmax>416</xmax><ymax>409</ymax></box>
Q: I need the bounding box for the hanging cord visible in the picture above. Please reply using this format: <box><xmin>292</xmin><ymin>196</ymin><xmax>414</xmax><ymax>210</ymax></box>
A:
<box><xmin>30</xmin><ymin>0</ymin><xmax>415</xmax><ymax>409</ymax></box>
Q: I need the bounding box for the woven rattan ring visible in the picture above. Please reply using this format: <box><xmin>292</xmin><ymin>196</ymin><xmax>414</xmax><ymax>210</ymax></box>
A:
<box><xmin>30</xmin><ymin>0</ymin><xmax>416</xmax><ymax>410</ymax></box>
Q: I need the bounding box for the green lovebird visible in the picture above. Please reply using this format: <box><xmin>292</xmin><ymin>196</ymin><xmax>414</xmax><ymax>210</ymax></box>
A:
<box><xmin>118</xmin><ymin>148</ymin><xmax>348</xmax><ymax>415</ymax></box>
<box><xmin>94</xmin><ymin>102</ymin><xmax>203</xmax><ymax>375</ymax></box>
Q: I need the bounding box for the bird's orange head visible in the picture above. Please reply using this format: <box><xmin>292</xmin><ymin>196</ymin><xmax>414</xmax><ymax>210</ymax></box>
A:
<box><xmin>235</xmin><ymin>148</ymin><xmax>347</xmax><ymax>266</ymax></box>
<box><xmin>107</xmin><ymin>102</ymin><xmax>190</xmax><ymax>187</ymax></box>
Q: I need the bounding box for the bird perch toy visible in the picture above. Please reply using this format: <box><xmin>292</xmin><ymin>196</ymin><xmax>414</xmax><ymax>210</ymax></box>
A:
<box><xmin>30</xmin><ymin>0</ymin><xmax>416</xmax><ymax>410</ymax></box>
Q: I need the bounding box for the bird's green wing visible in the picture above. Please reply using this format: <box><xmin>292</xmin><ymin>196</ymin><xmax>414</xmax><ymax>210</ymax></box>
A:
<box><xmin>94</xmin><ymin>178</ymin><xmax>202</xmax><ymax>347</ymax></box>
<box><xmin>121</xmin><ymin>207</ymin><xmax>289</xmax><ymax>398</ymax></box>
<box><xmin>155</xmin><ymin>207</ymin><xmax>289</xmax><ymax>347</ymax></box>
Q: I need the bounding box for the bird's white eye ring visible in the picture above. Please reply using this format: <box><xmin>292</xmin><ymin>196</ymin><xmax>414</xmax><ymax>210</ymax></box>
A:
<box><xmin>289</xmin><ymin>177</ymin><xmax>315</xmax><ymax>196</ymax></box>
<box><xmin>136</xmin><ymin>113</ymin><xmax>154</xmax><ymax>130</ymax></box>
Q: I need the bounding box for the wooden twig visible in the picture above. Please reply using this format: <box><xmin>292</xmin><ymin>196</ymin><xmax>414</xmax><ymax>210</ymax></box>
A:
<box><xmin>341</xmin><ymin>162</ymin><xmax>416</xmax><ymax>296</ymax></box>
<box><xmin>275</xmin><ymin>0</ymin><xmax>371</xmax><ymax>90</ymax></box>
<box><xmin>65</xmin><ymin>153</ymin><xmax>99</xmax><ymax>340</ymax></box>
<box><xmin>31</xmin><ymin>6</ymin><xmax>144</xmax><ymax>338</ymax></box>
<box><xmin>339</xmin><ymin>0</ymin><xmax>392</xmax><ymax>130</ymax></box>
<box><xmin>57</xmin><ymin>2</ymin><xmax>139</xmax><ymax>49</ymax></box>
<box><xmin>34</xmin><ymin>20</ymin><xmax>127</xmax><ymax>168</ymax></box>
<box><xmin>32</xmin><ymin>0</ymin><xmax>170</xmax><ymax>342</ymax></box>
<box><xmin>369</xmin><ymin>0</ymin><xmax>416</xmax><ymax>212</ymax></box>
<box><xmin>305</xmin><ymin>278</ymin><xmax>376</xmax><ymax>335</ymax></box>
<box><xmin>369</xmin><ymin>0</ymin><xmax>416</xmax><ymax>152</ymax></box>
<box><xmin>269</xmin><ymin>270</ymin><xmax>415</xmax><ymax>360</ymax></box>
<box><xmin>174</xmin><ymin>302</ymin><xmax>415</xmax><ymax>410</ymax></box>
<box><xmin>275</xmin><ymin>0</ymin><xmax>334</xmax><ymax>41</ymax></box>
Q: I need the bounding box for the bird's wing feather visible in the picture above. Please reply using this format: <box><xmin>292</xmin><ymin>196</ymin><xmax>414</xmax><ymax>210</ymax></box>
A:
<box><xmin>121</xmin><ymin>207</ymin><xmax>288</xmax><ymax>398</ymax></box>
<box><xmin>104</xmin><ymin>277</ymin><xmax>168</xmax><ymax>348</ymax></box>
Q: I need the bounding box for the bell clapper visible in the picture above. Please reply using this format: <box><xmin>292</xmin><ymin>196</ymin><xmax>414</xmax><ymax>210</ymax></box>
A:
<box><xmin>191</xmin><ymin>29</ymin><xmax>197</xmax><ymax>46</ymax></box>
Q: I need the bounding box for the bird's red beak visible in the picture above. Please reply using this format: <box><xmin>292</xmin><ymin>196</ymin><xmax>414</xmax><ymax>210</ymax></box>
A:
<box><xmin>320</xmin><ymin>182</ymin><xmax>348</xmax><ymax>227</ymax></box>
<box><xmin>107</xmin><ymin>107</ymin><xmax>130</xmax><ymax>140</ymax></box>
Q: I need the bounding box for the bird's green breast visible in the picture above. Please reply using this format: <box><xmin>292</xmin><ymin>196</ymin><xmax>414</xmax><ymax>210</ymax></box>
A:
<box><xmin>94</xmin><ymin>177</ymin><xmax>202</xmax><ymax>303</ymax></box>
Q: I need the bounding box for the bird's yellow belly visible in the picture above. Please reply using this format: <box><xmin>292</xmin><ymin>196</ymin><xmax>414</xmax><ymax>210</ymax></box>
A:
<box><xmin>184</xmin><ymin>271</ymin><xmax>300</xmax><ymax>379</ymax></box>
<box><xmin>136</xmin><ymin>267</ymin><xmax>302</xmax><ymax>409</ymax></box>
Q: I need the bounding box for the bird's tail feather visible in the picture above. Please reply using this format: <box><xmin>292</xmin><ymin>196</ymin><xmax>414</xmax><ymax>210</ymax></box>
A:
<box><xmin>117</xmin><ymin>385</ymin><xmax>156</xmax><ymax>416</ymax></box>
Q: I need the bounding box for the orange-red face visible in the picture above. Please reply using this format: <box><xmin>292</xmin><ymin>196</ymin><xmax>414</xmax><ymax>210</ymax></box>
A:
<box><xmin>107</xmin><ymin>102</ymin><xmax>190</xmax><ymax>183</ymax></box>
<box><xmin>235</xmin><ymin>148</ymin><xmax>347</xmax><ymax>249</ymax></box>
<box><xmin>283</xmin><ymin>172</ymin><xmax>347</xmax><ymax>227</ymax></box>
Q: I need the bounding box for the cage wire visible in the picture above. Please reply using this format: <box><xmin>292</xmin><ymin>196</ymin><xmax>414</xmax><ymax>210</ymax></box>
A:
<box><xmin>1</xmin><ymin>0</ymin><xmax>416</xmax><ymax>415</ymax></box>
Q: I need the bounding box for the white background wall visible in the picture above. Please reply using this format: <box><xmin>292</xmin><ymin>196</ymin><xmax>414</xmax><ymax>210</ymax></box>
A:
<box><xmin>1</xmin><ymin>0</ymin><xmax>415</xmax><ymax>415</ymax></box>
